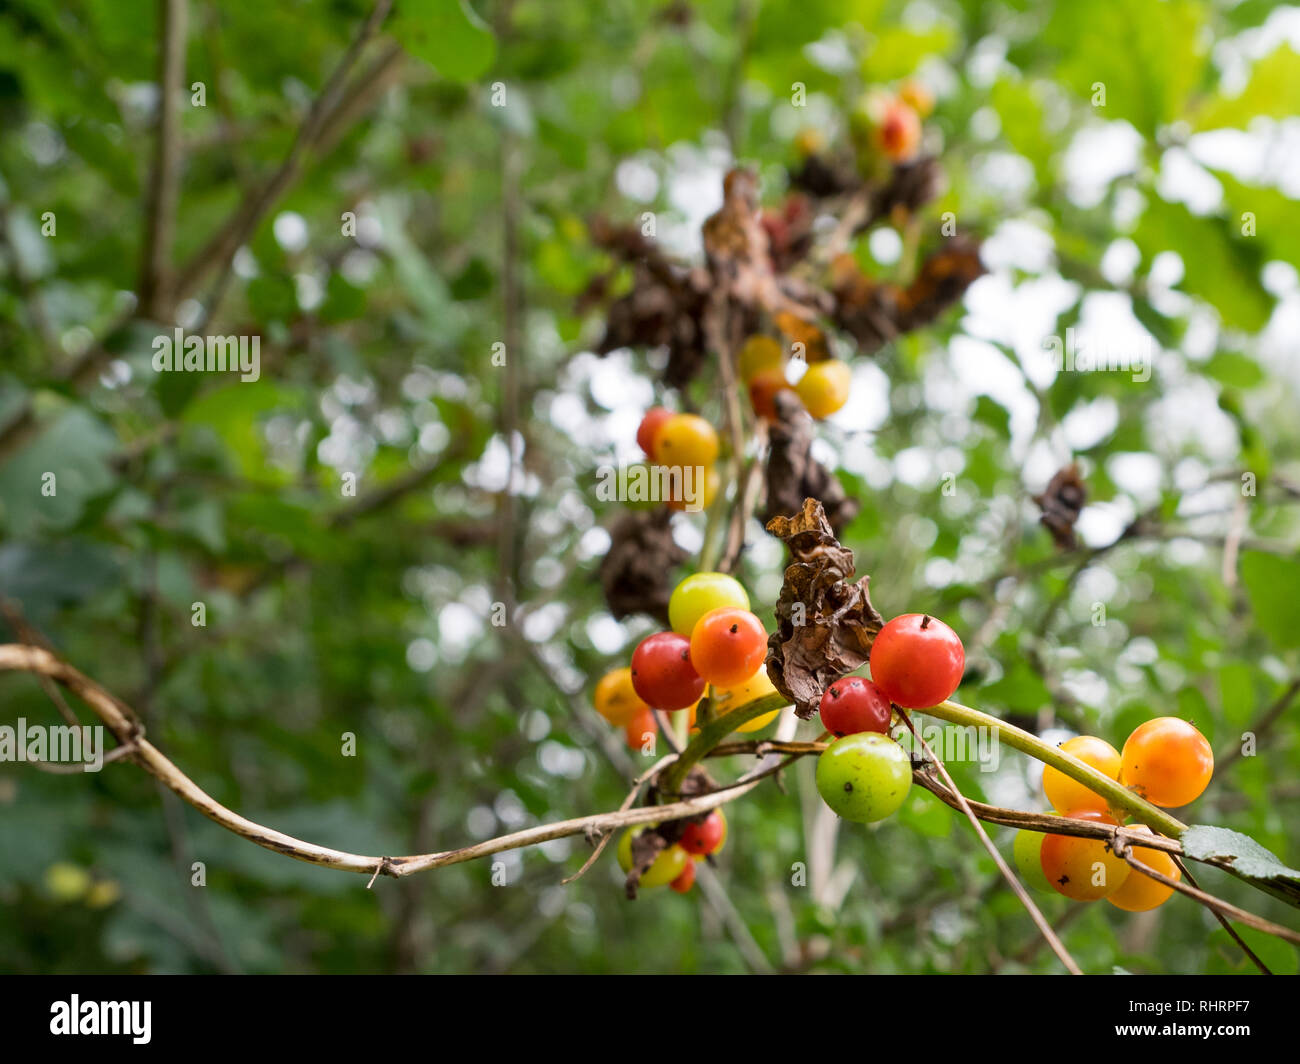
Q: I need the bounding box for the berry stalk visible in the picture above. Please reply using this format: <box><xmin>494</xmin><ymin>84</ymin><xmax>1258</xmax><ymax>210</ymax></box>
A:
<box><xmin>920</xmin><ymin>699</ymin><xmax>1188</xmax><ymax>838</ymax></box>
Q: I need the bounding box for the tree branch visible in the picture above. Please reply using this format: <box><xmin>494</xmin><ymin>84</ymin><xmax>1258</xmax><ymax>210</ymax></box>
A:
<box><xmin>138</xmin><ymin>0</ymin><xmax>189</xmax><ymax>319</ymax></box>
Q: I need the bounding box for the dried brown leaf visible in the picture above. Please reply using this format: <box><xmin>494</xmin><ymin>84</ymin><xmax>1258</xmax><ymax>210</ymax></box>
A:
<box><xmin>764</xmin><ymin>499</ymin><xmax>883</xmax><ymax>718</ymax></box>
<box><xmin>1033</xmin><ymin>463</ymin><xmax>1087</xmax><ymax>550</ymax></box>
<box><xmin>760</xmin><ymin>391</ymin><xmax>859</xmax><ymax>535</ymax></box>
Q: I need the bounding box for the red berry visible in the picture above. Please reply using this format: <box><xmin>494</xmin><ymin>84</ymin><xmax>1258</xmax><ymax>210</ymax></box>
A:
<box><xmin>631</xmin><ymin>632</ymin><xmax>706</xmax><ymax>711</ymax></box>
<box><xmin>878</xmin><ymin>101</ymin><xmax>921</xmax><ymax>161</ymax></box>
<box><xmin>624</xmin><ymin>705</ymin><xmax>657</xmax><ymax>751</ymax></box>
<box><xmin>669</xmin><ymin>860</ymin><xmax>696</xmax><ymax>894</ymax></box>
<box><xmin>679</xmin><ymin>810</ymin><xmax>726</xmax><ymax>856</ymax></box>
<box><xmin>868</xmin><ymin>614</ymin><xmax>964</xmax><ymax>709</ymax></box>
<box><xmin>689</xmin><ymin>608</ymin><xmax>767</xmax><ymax>687</ymax></box>
<box><xmin>819</xmin><ymin>677</ymin><xmax>892</xmax><ymax>737</ymax></box>
<box><xmin>636</xmin><ymin>406</ymin><xmax>673</xmax><ymax>459</ymax></box>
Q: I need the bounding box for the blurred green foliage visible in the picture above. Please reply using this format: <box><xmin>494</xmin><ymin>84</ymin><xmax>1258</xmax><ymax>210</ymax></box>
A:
<box><xmin>0</xmin><ymin>0</ymin><xmax>1298</xmax><ymax>974</ymax></box>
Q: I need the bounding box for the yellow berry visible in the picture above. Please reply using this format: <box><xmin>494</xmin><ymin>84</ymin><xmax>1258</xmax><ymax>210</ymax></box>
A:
<box><xmin>795</xmin><ymin>361</ymin><xmax>852</xmax><ymax>419</ymax></box>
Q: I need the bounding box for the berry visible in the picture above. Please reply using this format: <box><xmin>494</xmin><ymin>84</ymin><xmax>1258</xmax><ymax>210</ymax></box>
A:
<box><xmin>636</xmin><ymin>407</ymin><xmax>673</xmax><ymax>458</ymax></box>
<box><xmin>898</xmin><ymin>79</ymin><xmax>934</xmax><ymax>118</ymax></box>
<box><xmin>794</xmin><ymin>127</ymin><xmax>825</xmax><ymax>158</ymax></box>
<box><xmin>669</xmin><ymin>860</ymin><xmax>696</xmax><ymax>894</ymax></box>
<box><xmin>1039</xmin><ymin>809</ymin><xmax>1130</xmax><ymax>901</ymax></box>
<box><xmin>668</xmin><ymin>572</ymin><xmax>750</xmax><ymax>636</ymax></box>
<box><xmin>616</xmin><ymin>828</ymin><xmax>691</xmax><ymax>888</ymax></box>
<box><xmin>689</xmin><ymin>608</ymin><xmax>767</xmax><ymax>688</ymax></box>
<box><xmin>794</xmin><ymin>360</ymin><xmax>852</xmax><ymax>419</ymax></box>
<box><xmin>1106</xmin><ymin>827</ymin><xmax>1180</xmax><ymax>912</ymax></box>
<box><xmin>819</xmin><ymin>676</ymin><xmax>892</xmax><ymax>738</ymax></box>
<box><xmin>1013</xmin><ymin>828</ymin><xmax>1054</xmax><ymax>894</ymax></box>
<box><xmin>1120</xmin><ymin>717</ymin><xmax>1214</xmax><ymax>808</ymax></box>
<box><xmin>654</xmin><ymin>413</ymin><xmax>719</xmax><ymax>469</ymax></box>
<box><xmin>631</xmin><ymin>632</ymin><xmax>706</xmax><ymax>711</ymax></box>
<box><xmin>878</xmin><ymin>100</ymin><xmax>921</xmax><ymax>161</ymax></box>
<box><xmin>815</xmin><ymin>732</ymin><xmax>912</xmax><ymax>823</ymax></box>
<box><xmin>868</xmin><ymin>614</ymin><xmax>964</xmax><ymax>709</ymax></box>
<box><xmin>712</xmin><ymin>668</ymin><xmax>784</xmax><ymax>733</ymax></box>
<box><xmin>624</xmin><ymin>705</ymin><xmax>657</xmax><ymax>752</ymax></box>
<box><xmin>748</xmin><ymin>367</ymin><xmax>795</xmax><ymax>421</ymax></box>
<box><xmin>593</xmin><ymin>666</ymin><xmax>648</xmax><ymax>726</ymax></box>
<box><xmin>738</xmin><ymin>335</ymin><xmax>784</xmax><ymax>382</ymax></box>
<box><xmin>680</xmin><ymin>809</ymin><xmax>727</xmax><ymax>856</ymax></box>
<box><xmin>665</xmin><ymin>463</ymin><xmax>720</xmax><ymax>512</ymax></box>
<box><xmin>1042</xmin><ymin>736</ymin><xmax>1122</xmax><ymax>814</ymax></box>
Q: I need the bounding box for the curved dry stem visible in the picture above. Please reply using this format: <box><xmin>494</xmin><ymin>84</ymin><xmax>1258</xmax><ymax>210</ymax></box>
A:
<box><xmin>0</xmin><ymin>645</ymin><xmax>782</xmax><ymax>880</ymax></box>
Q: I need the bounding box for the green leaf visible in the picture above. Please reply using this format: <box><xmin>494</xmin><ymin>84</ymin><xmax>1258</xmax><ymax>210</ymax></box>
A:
<box><xmin>394</xmin><ymin>0</ymin><xmax>496</xmax><ymax>83</ymax></box>
<box><xmin>0</xmin><ymin>407</ymin><xmax>117</xmax><ymax>536</ymax></box>
<box><xmin>1195</xmin><ymin>45</ymin><xmax>1300</xmax><ymax>130</ymax></box>
<box><xmin>861</xmin><ymin>26</ymin><xmax>956</xmax><ymax>83</ymax></box>
<box><xmin>1181</xmin><ymin>824</ymin><xmax>1300</xmax><ymax>908</ymax></box>
<box><xmin>1214</xmin><ymin>170</ymin><xmax>1300</xmax><ymax>273</ymax></box>
<box><xmin>1044</xmin><ymin>0</ymin><xmax>1207</xmax><ymax>136</ymax></box>
<box><xmin>1134</xmin><ymin>197</ymin><xmax>1273</xmax><ymax>331</ymax></box>
<box><xmin>1240</xmin><ymin>551</ymin><xmax>1300</xmax><ymax>649</ymax></box>
<box><xmin>1202</xmin><ymin>351</ymin><xmax>1265</xmax><ymax>390</ymax></box>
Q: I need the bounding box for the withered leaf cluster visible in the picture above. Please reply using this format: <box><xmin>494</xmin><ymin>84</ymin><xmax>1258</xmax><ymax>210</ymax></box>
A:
<box><xmin>761</xmin><ymin>392</ymin><xmax>859</xmax><ymax>535</ymax></box>
<box><xmin>1034</xmin><ymin>463</ymin><xmax>1087</xmax><ymax>550</ymax></box>
<box><xmin>585</xmin><ymin>216</ymin><xmax>714</xmax><ymax>389</ymax></box>
<box><xmin>830</xmin><ymin>233</ymin><xmax>985</xmax><ymax>353</ymax></box>
<box><xmin>789</xmin><ymin>153</ymin><xmax>944</xmax><ymax>225</ymax></box>
<box><xmin>598</xmin><ymin>508</ymin><xmax>687</xmax><ymax>625</ymax></box>
<box><xmin>764</xmin><ymin>499</ymin><xmax>884</xmax><ymax>719</ymax></box>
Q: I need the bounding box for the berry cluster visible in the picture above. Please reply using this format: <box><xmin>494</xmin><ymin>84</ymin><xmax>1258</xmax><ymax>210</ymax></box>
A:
<box><xmin>635</xmin><ymin>408</ymin><xmax>721</xmax><ymax>511</ymax></box>
<box><xmin>592</xmin><ymin>572</ymin><xmax>787</xmax><ymax>754</ymax></box>
<box><xmin>813</xmin><ymin>613</ymin><xmax>965</xmax><ymax>824</ymax></box>
<box><xmin>738</xmin><ymin>334</ymin><xmax>852</xmax><ymax>423</ymax></box>
<box><xmin>1015</xmin><ymin>717</ymin><xmax>1214</xmax><ymax>910</ymax></box>
<box><xmin>849</xmin><ymin>79</ymin><xmax>934</xmax><ymax>165</ymax></box>
<box><xmin>617</xmin><ymin>809</ymin><xmax>727</xmax><ymax>895</ymax></box>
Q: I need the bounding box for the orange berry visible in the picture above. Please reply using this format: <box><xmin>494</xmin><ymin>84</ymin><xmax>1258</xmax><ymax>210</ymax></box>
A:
<box><xmin>878</xmin><ymin>100</ymin><xmax>921</xmax><ymax>162</ymax></box>
<box><xmin>1120</xmin><ymin>717</ymin><xmax>1214</xmax><ymax>808</ymax></box>
<box><xmin>689</xmin><ymin>608</ymin><xmax>767</xmax><ymax>688</ymax></box>
<box><xmin>748</xmin><ymin>367</ymin><xmax>795</xmax><ymax>420</ymax></box>
<box><xmin>1042</xmin><ymin>736</ymin><xmax>1122</xmax><ymax>814</ymax></box>
<box><xmin>1040</xmin><ymin>809</ymin><xmax>1130</xmax><ymax>901</ymax></box>
<box><xmin>594</xmin><ymin>667</ymin><xmax>647</xmax><ymax>726</ymax></box>
<box><xmin>624</xmin><ymin>705</ymin><xmax>657</xmax><ymax>751</ymax></box>
<box><xmin>654</xmin><ymin>413</ymin><xmax>719</xmax><ymax>468</ymax></box>
<box><xmin>1107</xmin><ymin>827</ymin><xmax>1181</xmax><ymax>912</ymax></box>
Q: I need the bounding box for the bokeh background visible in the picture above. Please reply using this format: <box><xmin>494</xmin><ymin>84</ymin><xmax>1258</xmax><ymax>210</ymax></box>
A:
<box><xmin>1</xmin><ymin>0</ymin><xmax>1299</xmax><ymax>974</ymax></box>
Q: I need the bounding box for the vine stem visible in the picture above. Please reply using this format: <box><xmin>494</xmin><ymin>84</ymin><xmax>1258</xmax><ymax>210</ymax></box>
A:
<box><xmin>919</xmin><ymin>699</ymin><xmax>1188</xmax><ymax>838</ymax></box>
<box><xmin>898</xmin><ymin>709</ymin><xmax>1082</xmax><ymax>974</ymax></box>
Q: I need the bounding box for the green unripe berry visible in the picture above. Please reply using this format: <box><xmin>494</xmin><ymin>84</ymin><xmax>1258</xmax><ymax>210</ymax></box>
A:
<box><xmin>617</xmin><ymin>826</ymin><xmax>690</xmax><ymax>888</ymax></box>
<box><xmin>1013</xmin><ymin>827</ymin><xmax>1054</xmax><ymax>894</ymax></box>
<box><xmin>815</xmin><ymin>732</ymin><xmax>912</xmax><ymax>823</ymax></box>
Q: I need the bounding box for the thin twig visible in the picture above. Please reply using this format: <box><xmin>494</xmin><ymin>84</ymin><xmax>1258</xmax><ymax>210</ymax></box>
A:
<box><xmin>899</xmin><ymin>709</ymin><xmax>1084</xmax><ymax>975</ymax></box>
<box><xmin>1112</xmin><ymin>835</ymin><xmax>1300</xmax><ymax>947</ymax></box>
<box><xmin>1173</xmin><ymin>856</ymin><xmax>1271</xmax><ymax>974</ymax></box>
